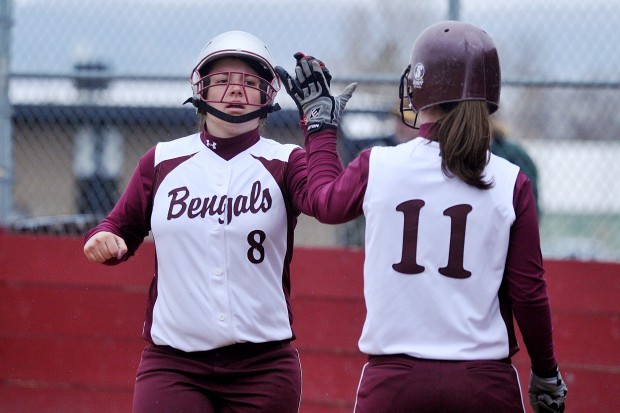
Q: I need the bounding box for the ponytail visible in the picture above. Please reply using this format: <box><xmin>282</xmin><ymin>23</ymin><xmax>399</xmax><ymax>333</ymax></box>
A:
<box><xmin>432</xmin><ymin>101</ymin><xmax>493</xmax><ymax>189</ymax></box>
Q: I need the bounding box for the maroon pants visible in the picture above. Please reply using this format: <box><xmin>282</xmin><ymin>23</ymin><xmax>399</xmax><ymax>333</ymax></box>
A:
<box><xmin>133</xmin><ymin>341</ymin><xmax>301</xmax><ymax>413</ymax></box>
<box><xmin>354</xmin><ymin>354</ymin><xmax>525</xmax><ymax>413</ymax></box>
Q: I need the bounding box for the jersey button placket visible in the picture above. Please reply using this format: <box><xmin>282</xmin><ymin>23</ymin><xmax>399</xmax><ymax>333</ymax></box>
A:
<box><xmin>216</xmin><ymin>164</ymin><xmax>229</xmax><ymax>187</ymax></box>
<box><xmin>212</xmin><ymin>266</ymin><xmax>228</xmax><ymax>325</ymax></box>
<box><xmin>215</xmin><ymin>164</ymin><xmax>231</xmax><ymax>210</ymax></box>
<box><xmin>212</xmin><ymin>163</ymin><xmax>230</xmax><ymax>232</ymax></box>
<box><xmin>214</xmin><ymin>163</ymin><xmax>231</xmax><ymax>328</ymax></box>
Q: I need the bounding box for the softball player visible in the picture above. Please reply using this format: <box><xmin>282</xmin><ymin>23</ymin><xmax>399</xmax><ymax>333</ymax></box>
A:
<box><xmin>276</xmin><ymin>21</ymin><xmax>567</xmax><ymax>413</ymax></box>
<box><xmin>84</xmin><ymin>31</ymin><xmax>311</xmax><ymax>413</ymax></box>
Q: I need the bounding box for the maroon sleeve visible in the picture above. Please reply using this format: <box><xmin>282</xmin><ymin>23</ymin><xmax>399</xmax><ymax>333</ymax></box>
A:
<box><xmin>285</xmin><ymin>147</ymin><xmax>312</xmax><ymax>216</ymax></box>
<box><xmin>83</xmin><ymin>147</ymin><xmax>156</xmax><ymax>265</ymax></box>
<box><xmin>506</xmin><ymin>172</ymin><xmax>558</xmax><ymax>376</ymax></box>
<box><xmin>304</xmin><ymin>129</ymin><xmax>369</xmax><ymax>224</ymax></box>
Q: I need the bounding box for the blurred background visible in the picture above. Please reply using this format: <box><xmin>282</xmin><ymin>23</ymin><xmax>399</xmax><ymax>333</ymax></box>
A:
<box><xmin>2</xmin><ymin>0</ymin><xmax>619</xmax><ymax>261</ymax></box>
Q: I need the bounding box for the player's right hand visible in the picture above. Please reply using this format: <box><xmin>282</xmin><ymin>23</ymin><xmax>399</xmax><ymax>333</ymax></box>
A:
<box><xmin>275</xmin><ymin>53</ymin><xmax>356</xmax><ymax>135</ymax></box>
<box><xmin>528</xmin><ymin>369</ymin><xmax>568</xmax><ymax>413</ymax></box>
<box><xmin>83</xmin><ymin>231</ymin><xmax>128</xmax><ymax>263</ymax></box>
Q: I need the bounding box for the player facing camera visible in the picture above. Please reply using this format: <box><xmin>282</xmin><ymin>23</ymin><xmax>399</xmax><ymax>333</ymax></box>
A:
<box><xmin>185</xmin><ymin>30</ymin><xmax>281</xmax><ymax>124</ymax></box>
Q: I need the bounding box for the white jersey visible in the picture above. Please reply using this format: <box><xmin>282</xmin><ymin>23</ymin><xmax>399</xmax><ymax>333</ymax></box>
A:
<box><xmin>147</xmin><ymin>133</ymin><xmax>299</xmax><ymax>351</ymax></box>
<box><xmin>359</xmin><ymin>137</ymin><xmax>519</xmax><ymax>360</ymax></box>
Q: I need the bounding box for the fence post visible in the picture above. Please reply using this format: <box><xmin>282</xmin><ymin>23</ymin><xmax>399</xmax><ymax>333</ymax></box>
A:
<box><xmin>0</xmin><ymin>0</ymin><xmax>13</xmax><ymax>226</ymax></box>
<box><xmin>448</xmin><ymin>0</ymin><xmax>460</xmax><ymax>20</ymax></box>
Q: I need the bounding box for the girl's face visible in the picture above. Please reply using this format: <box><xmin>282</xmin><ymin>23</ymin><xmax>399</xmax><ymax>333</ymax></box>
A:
<box><xmin>201</xmin><ymin>57</ymin><xmax>265</xmax><ymax>137</ymax></box>
<box><xmin>204</xmin><ymin>58</ymin><xmax>263</xmax><ymax>114</ymax></box>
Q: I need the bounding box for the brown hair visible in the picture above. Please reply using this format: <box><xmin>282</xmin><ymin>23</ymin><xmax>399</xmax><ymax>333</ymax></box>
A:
<box><xmin>197</xmin><ymin>113</ymin><xmax>207</xmax><ymax>132</ymax></box>
<box><xmin>431</xmin><ymin>101</ymin><xmax>493</xmax><ymax>189</ymax></box>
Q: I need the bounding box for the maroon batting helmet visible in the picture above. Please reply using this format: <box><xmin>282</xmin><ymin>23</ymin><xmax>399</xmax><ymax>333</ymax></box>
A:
<box><xmin>400</xmin><ymin>20</ymin><xmax>501</xmax><ymax>116</ymax></box>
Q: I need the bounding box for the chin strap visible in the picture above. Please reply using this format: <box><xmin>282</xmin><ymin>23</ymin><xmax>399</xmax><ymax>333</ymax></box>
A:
<box><xmin>183</xmin><ymin>97</ymin><xmax>281</xmax><ymax>124</ymax></box>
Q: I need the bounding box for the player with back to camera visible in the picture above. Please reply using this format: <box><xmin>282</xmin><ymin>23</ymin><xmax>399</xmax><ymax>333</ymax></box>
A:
<box><xmin>83</xmin><ymin>30</ymin><xmax>314</xmax><ymax>413</ymax></box>
<box><xmin>275</xmin><ymin>20</ymin><xmax>567</xmax><ymax>413</ymax></box>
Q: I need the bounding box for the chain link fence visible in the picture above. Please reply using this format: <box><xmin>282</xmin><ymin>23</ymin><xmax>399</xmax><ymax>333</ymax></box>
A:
<box><xmin>2</xmin><ymin>0</ymin><xmax>620</xmax><ymax>262</ymax></box>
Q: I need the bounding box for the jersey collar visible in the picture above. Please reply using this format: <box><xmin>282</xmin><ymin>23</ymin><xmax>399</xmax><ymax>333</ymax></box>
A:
<box><xmin>417</xmin><ymin>122</ymin><xmax>435</xmax><ymax>140</ymax></box>
<box><xmin>200</xmin><ymin>127</ymin><xmax>260</xmax><ymax>161</ymax></box>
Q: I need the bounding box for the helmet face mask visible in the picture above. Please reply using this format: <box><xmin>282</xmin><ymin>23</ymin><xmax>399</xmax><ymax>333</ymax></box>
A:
<box><xmin>398</xmin><ymin>65</ymin><xmax>418</xmax><ymax>129</ymax></box>
<box><xmin>192</xmin><ymin>68</ymin><xmax>278</xmax><ymax>109</ymax></box>
<box><xmin>400</xmin><ymin>21</ymin><xmax>501</xmax><ymax>115</ymax></box>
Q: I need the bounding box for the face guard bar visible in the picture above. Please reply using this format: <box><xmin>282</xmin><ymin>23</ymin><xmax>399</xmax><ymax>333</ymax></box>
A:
<box><xmin>398</xmin><ymin>65</ymin><xmax>418</xmax><ymax>130</ymax></box>
<box><xmin>185</xmin><ymin>70</ymin><xmax>280</xmax><ymax>123</ymax></box>
<box><xmin>191</xmin><ymin>70</ymin><xmax>278</xmax><ymax>108</ymax></box>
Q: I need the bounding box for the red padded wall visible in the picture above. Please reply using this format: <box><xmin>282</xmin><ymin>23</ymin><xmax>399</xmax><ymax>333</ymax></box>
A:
<box><xmin>1</xmin><ymin>232</ymin><xmax>618</xmax><ymax>412</ymax></box>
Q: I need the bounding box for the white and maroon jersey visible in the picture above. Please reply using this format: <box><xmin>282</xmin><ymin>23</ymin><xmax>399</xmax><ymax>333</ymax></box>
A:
<box><xmin>359</xmin><ymin>138</ymin><xmax>518</xmax><ymax>360</ymax></box>
<box><xmin>304</xmin><ymin>123</ymin><xmax>558</xmax><ymax>375</ymax></box>
<box><xmin>85</xmin><ymin>128</ymin><xmax>311</xmax><ymax>352</ymax></box>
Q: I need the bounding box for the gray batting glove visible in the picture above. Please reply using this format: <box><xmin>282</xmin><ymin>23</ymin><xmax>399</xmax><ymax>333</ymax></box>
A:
<box><xmin>529</xmin><ymin>370</ymin><xmax>568</xmax><ymax>413</ymax></box>
<box><xmin>275</xmin><ymin>55</ymin><xmax>356</xmax><ymax>135</ymax></box>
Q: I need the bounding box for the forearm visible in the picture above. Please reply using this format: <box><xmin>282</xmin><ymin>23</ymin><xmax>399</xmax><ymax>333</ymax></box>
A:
<box><xmin>514</xmin><ymin>301</ymin><xmax>558</xmax><ymax>376</ymax></box>
<box><xmin>305</xmin><ymin>127</ymin><xmax>344</xmax><ymax>198</ymax></box>
<box><xmin>305</xmin><ymin>128</ymin><xmax>366</xmax><ymax>223</ymax></box>
<box><xmin>277</xmin><ymin>53</ymin><xmax>361</xmax><ymax>223</ymax></box>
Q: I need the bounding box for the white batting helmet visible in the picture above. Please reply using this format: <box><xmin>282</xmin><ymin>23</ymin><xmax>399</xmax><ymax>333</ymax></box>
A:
<box><xmin>190</xmin><ymin>31</ymin><xmax>280</xmax><ymax>110</ymax></box>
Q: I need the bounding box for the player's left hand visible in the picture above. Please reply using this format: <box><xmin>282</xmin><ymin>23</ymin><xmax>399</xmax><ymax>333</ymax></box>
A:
<box><xmin>279</xmin><ymin>52</ymin><xmax>332</xmax><ymax>119</ymax></box>
<box><xmin>275</xmin><ymin>53</ymin><xmax>356</xmax><ymax>135</ymax></box>
<box><xmin>528</xmin><ymin>369</ymin><xmax>568</xmax><ymax>413</ymax></box>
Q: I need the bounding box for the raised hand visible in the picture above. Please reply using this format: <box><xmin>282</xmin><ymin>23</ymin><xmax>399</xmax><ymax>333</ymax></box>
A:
<box><xmin>275</xmin><ymin>53</ymin><xmax>356</xmax><ymax>134</ymax></box>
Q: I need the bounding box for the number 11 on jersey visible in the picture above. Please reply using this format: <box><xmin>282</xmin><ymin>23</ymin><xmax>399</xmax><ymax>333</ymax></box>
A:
<box><xmin>392</xmin><ymin>199</ymin><xmax>473</xmax><ymax>279</ymax></box>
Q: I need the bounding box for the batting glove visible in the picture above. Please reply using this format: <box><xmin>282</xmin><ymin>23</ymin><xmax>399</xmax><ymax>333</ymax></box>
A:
<box><xmin>275</xmin><ymin>53</ymin><xmax>356</xmax><ymax>135</ymax></box>
<box><xmin>274</xmin><ymin>53</ymin><xmax>322</xmax><ymax>119</ymax></box>
<box><xmin>528</xmin><ymin>369</ymin><xmax>568</xmax><ymax>413</ymax></box>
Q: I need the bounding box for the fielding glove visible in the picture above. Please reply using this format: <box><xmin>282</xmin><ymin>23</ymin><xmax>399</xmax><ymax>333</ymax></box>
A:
<box><xmin>275</xmin><ymin>53</ymin><xmax>356</xmax><ymax>135</ymax></box>
<box><xmin>529</xmin><ymin>370</ymin><xmax>568</xmax><ymax>413</ymax></box>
